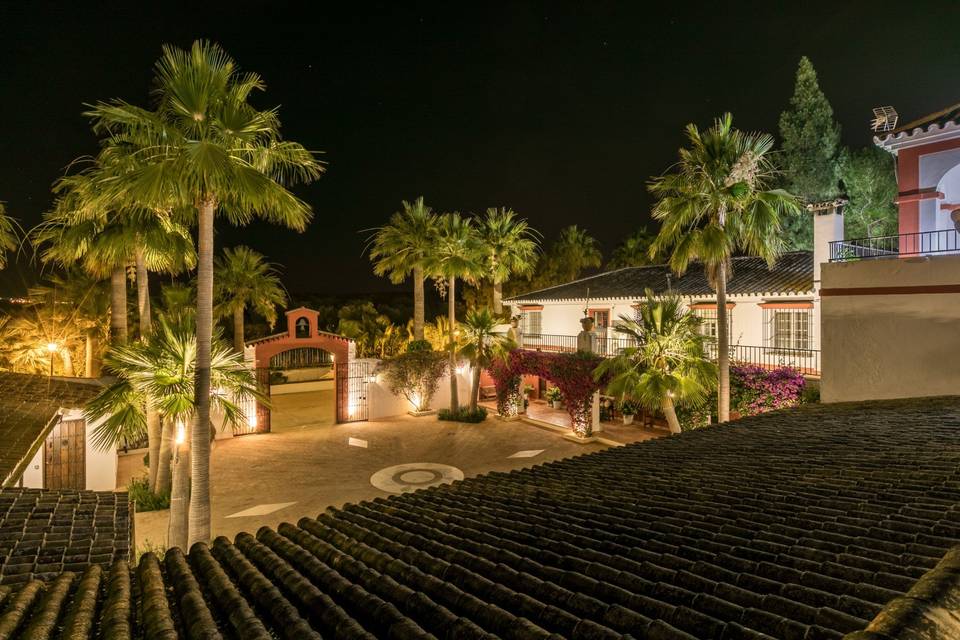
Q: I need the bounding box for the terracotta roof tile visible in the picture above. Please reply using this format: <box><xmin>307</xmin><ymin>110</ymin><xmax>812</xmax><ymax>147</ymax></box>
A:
<box><xmin>0</xmin><ymin>398</ymin><xmax>958</xmax><ymax>636</ymax></box>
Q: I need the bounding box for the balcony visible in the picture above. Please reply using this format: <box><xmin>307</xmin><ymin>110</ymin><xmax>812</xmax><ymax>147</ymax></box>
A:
<box><xmin>830</xmin><ymin>229</ymin><xmax>960</xmax><ymax>262</ymax></box>
<box><xmin>518</xmin><ymin>334</ymin><xmax>820</xmax><ymax>376</ymax></box>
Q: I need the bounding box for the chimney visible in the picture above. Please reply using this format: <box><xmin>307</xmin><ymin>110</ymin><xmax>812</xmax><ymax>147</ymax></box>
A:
<box><xmin>810</xmin><ymin>199</ymin><xmax>846</xmax><ymax>288</ymax></box>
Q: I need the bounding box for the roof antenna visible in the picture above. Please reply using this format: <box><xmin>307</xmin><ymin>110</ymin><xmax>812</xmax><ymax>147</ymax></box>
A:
<box><xmin>871</xmin><ymin>106</ymin><xmax>899</xmax><ymax>132</ymax></box>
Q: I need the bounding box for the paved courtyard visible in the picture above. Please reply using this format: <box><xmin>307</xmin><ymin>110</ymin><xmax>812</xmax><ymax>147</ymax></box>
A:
<box><xmin>123</xmin><ymin>390</ymin><xmax>610</xmax><ymax>549</ymax></box>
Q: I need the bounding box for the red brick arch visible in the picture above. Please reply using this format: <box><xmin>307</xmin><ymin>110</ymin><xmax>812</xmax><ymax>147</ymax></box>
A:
<box><xmin>249</xmin><ymin>307</ymin><xmax>353</xmax><ymax>368</ymax></box>
<box><xmin>245</xmin><ymin>307</ymin><xmax>355</xmax><ymax>431</ymax></box>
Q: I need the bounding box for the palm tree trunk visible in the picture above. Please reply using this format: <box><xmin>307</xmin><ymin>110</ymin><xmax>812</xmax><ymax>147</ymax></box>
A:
<box><xmin>155</xmin><ymin>417</ymin><xmax>173</xmax><ymax>496</ymax></box>
<box><xmin>233</xmin><ymin>306</ymin><xmax>245</xmax><ymax>354</ymax></box>
<box><xmin>470</xmin><ymin>365</ymin><xmax>481</xmax><ymax>411</ymax></box>
<box><xmin>168</xmin><ymin>440</ymin><xmax>190</xmax><ymax>551</ymax></box>
<box><xmin>413</xmin><ymin>265</ymin><xmax>425</xmax><ymax>341</ymax></box>
<box><xmin>84</xmin><ymin>332</ymin><xmax>97</xmax><ymax>378</ymax></box>
<box><xmin>110</xmin><ymin>267</ymin><xmax>127</xmax><ymax>346</ymax></box>
<box><xmin>135</xmin><ymin>247</ymin><xmax>151</xmax><ymax>339</ymax></box>
<box><xmin>716</xmin><ymin>261</ymin><xmax>730</xmax><ymax>423</ymax></box>
<box><xmin>189</xmin><ymin>198</ymin><xmax>215</xmax><ymax>546</ymax></box>
<box><xmin>61</xmin><ymin>349</ymin><xmax>75</xmax><ymax>377</ymax></box>
<box><xmin>135</xmin><ymin>246</ymin><xmax>163</xmax><ymax>492</ymax></box>
<box><xmin>448</xmin><ymin>275</ymin><xmax>458</xmax><ymax>411</ymax></box>
<box><xmin>492</xmin><ymin>282</ymin><xmax>503</xmax><ymax>315</ymax></box>
<box><xmin>661</xmin><ymin>394</ymin><xmax>681</xmax><ymax>435</ymax></box>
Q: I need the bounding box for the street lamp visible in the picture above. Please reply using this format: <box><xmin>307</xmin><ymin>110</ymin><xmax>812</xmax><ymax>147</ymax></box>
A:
<box><xmin>46</xmin><ymin>342</ymin><xmax>58</xmax><ymax>378</ymax></box>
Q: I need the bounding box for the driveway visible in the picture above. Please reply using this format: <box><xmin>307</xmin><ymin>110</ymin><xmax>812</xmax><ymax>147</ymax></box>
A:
<box><xmin>129</xmin><ymin>398</ymin><xmax>609</xmax><ymax>549</ymax></box>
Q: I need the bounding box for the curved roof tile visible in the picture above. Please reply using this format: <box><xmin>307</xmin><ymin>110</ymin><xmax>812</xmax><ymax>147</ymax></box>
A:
<box><xmin>0</xmin><ymin>398</ymin><xmax>957</xmax><ymax>636</ymax></box>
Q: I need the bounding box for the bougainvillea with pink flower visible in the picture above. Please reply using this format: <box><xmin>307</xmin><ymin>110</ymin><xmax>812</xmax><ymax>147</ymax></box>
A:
<box><xmin>730</xmin><ymin>365</ymin><xmax>806</xmax><ymax>415</ymax></box>
<box><xmin>488</xmin><ymin>350</ymin><xmax>609</xmax><ymax>437</ymax></box>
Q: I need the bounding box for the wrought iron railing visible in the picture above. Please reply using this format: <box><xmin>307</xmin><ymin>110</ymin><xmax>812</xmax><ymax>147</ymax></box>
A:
<box><xmin>830</xmin><ymin>229</ymin><xmax>960</xmax><ymax>262</ymax></box>
<box><xmin>704</xmin><ymin>343</ymin><xmax>820</xmax><ymax>376</ymax></box>
<box><xmin>519</xmin><ymin>334</ymin><xmax>820</xmax><ymax>375</ymax></box>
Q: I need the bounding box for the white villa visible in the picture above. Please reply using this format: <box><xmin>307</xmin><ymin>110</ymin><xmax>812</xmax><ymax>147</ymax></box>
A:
<box><xmin>506</xmin><ymin>210</ymin><xmax>846</xmax><ymax>379</ymax></box>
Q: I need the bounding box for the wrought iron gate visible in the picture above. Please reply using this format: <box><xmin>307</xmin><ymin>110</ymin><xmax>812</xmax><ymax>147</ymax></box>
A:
<box><xmin>234</xmin><ymin>367</ymin><xmax>271</xmax><ymax>435</ymax></box>
<box><xmin>336</xmin><ymin>361</ymin><xmax>371</xmax><ymax>423</ymax></box>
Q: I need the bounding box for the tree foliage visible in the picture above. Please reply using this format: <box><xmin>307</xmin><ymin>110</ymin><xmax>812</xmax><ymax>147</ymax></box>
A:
<box><xmin>778</xmin><ymin>56</ymin><xmax>841</xmax><ymax>249</ymax></box>
<box><xmin>607</xmin><ymin>227</ymin><xmax>656</xmax><ymax>269</ymax></box>
<box><xmin>523</xmin><ymin>225</ymin><xmax>602</xmax><ymax>290</ymax></box>
<box><xmin>839</xmin><ymin>146</ymin><xmax>898</xmax><ymax>238</ymax></box>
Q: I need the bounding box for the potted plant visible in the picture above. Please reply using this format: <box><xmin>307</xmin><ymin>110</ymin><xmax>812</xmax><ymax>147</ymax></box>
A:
<box><xmin>580</xmin><ymin>316</ymin><xmax>595</xmax><ymax>332</ymax></box>
<box><xmin>545</xmin><ymin>386</ymin><xmax>563</xmax><ymax>409</ymax></box>
<box><xmin>619</xmin><ymin>398</ymin><xmax>639</xmax><ymax>425</ymax></box>
<box><xmin>523</xmin><ymin>383</ymin><xmax>534</xmax><ymax>410</ymax></box>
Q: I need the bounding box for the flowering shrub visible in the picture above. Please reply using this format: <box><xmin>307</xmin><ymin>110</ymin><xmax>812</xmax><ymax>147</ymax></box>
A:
<box><xmin>376</xmin><ymin>349</ymin><xmax>449</xmax><ymax>412</ymax></box>
<box><xmin>730</xmin><ymin>365</ymin><xmax>806</xmax><ymax>416</ymax></box>
<box><xmin>488</xmin><ymin>350</ymin><xmax>608</xmax><ymax>437</ymax></box>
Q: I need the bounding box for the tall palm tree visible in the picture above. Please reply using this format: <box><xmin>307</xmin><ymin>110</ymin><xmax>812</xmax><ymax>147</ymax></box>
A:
<box><xmin>595</xmin><ymin>291</ymin><xmax>716</xmax><ymax>434</ymax></box>
<box><xmin>366</xmin><ymin>197</ymin><xmax>438</xmax><ymax>341</ymax></box>
<box><xmin>542</xmin><ymin>225</ymin><xmax>602</xmax><ymax>285</ymax></box>
<box><xmin>459</xmin><ymin>308</ymin><xmax>515</xmax><ymax>411</ymax></box>
<box><xmin>214</xmin><ymin>246</ymin><xmax>287</xmax><ymax>353</ymax></box>
<box><xmin>86</xmin><ymin>40</ymin><xmax>323</xmax><ymax>545</ymax></box>
<box><xmin>424</xmin><ymin>213</ymin><xmax>484</xmax><ymax>410</ymax></box>
<box><xmin>649</xmin><ymin>113</ymin><xmax>800</xmax><ymax>423</ymax></box>
<box><xmin>476</xmin><ymin>207</ymin><xmax>539</xmax><ymax>315</ymax></box>
<box><xmin>608</xmin><ymin>227</ymin><xmax>656</xmax><ymax>269</ymax></box>
<box><xmin>84</xmin><ymin>317</ymin><xmax>263</xmax><ymax>550</ymax></box>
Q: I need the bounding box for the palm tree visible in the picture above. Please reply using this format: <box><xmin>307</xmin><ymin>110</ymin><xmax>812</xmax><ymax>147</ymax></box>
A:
<box><xmin>542</xmin><ymin>225</ymin><xmax>602</xmax><ymax>285</ymax></box>
<box><xmin>0</xmin><ymin>202</ymin><xmax>20</xmax><ymax>270</ymax></box>
<box><xmin>424</xmin><ymin>213</ymin><xmax>484</xmax><ymax>410</ymax></box>
<box><xmin>31</xmin><ymin>269</ymin><xmax>109</xmax><ymax>378</ymax></box>
<box><xmin>459</xmin><ymin>308</ymin><xmax>515</xmax><ymax>411</ymax></box>
<box><xmin>608</xmin><ymin>227</ymin><xmax>656</xmax><ymax>269</ymax></box>
<box><xmin>476</xmin><ymin>208</ymin><xmax>539</xmax><ymax>315</ymax></box>
<box><xmin>37</xmin><ymin>166</ymin><xmax>195</xmax><ymax>347</ymax></box>
<box><xmin>595</xmin><ymin>291</ymin><xmax>716</xmax><ymax>434</ymax></box>
<box><xmin>84</xmin><ymin>317</ymin><xmax>263</xmax><ymax>549</ymax></box>
<box><xmin>214</xmin><ymin>246</ymin><xmax>287</xmax><ymax>353</ymax></box>
<box><xmin>649</xmin><ymin>113</ymin><xmax>800</xmax><ymax>423</ymax></box>
<box><xmin>86</xmin><ymin>41</ymin><xmax>323</xmax><ymax>545</ymax></box>
<box><xmin>366</xmin><ymin>198</ymin><xmax>438</xmax><ymax>341</ymax></box>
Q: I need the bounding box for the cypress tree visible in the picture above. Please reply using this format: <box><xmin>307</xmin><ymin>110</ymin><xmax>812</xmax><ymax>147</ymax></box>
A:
<box><xmin>778</xmin><ymin>56</ymin><xmax>841</xmax><ymax>249</ymax></box>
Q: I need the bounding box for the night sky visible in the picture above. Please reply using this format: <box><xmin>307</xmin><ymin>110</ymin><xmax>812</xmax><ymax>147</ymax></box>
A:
<box><xmin>2</xmin><ymin>1</ymin><xmax>958</xmax><ymax>296</ymax></box>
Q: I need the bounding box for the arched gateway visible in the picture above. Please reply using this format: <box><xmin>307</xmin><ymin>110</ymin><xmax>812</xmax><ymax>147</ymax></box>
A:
<box><xmin>244</xmin><ymin>307</ymin><xmax>365</xmax><ymax>431</ymax></box>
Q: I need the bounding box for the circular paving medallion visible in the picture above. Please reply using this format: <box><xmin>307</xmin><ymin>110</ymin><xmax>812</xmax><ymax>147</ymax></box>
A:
<box><xmin>370</xmin><ymin>463</ymin><xmax>464</xmax><ymax>494</ymax></box>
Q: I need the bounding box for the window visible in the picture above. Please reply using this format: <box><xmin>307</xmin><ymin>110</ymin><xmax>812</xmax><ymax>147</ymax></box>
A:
<box><xmin>764</xmin><ymin>308</ymin><xmax>811</xmax><ymax>350</ymax></box>
<box><xmin>521</xmin><ymin>310</ymin><xmax>542</xmax><ymax>336</ymax></box>
<box><xmin>588</xmin><ymin>309</ymin><xmax>610</xmax><ymax>329</ymax></box>
<box><xmin>691</xmin><ymin>306</ymin><xmax>732</xmax><ymax>340</ymax></box>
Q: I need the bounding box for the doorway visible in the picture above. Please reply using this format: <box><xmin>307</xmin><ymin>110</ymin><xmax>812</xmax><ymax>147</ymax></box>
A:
<box><xmin>44</xmin><ymin>419</ymin><xmax>86</xmax><ymax>490</ymax></box>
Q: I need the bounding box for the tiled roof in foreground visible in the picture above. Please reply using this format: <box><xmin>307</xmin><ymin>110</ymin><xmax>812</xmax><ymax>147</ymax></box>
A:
<box><xmin>0</xmin><ymin>489</ymin><xmax>130</xmax><ymax>588</ymax></box>
<box><xmin>508</xmin><ymin>251</ymin><xmax>813</xmax><ymax>302</ymax></box>
<box><xmin>3</xmin><ymin>398</ymin><xmax>960</xmax><ymax>638</ymax></box>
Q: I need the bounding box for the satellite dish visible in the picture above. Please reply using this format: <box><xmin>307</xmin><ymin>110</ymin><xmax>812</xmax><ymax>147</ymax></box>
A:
<box><xmin>871</xmin><ymin>106</ymin><xmax>899</xmax><ymax>132</ymax></box>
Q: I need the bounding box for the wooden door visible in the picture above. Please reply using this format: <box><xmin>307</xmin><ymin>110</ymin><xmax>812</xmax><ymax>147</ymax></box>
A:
<box><xmin>44</xmin><ymin>419</ymin><xmax>86</xmax><ymax>490</ymax></box>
